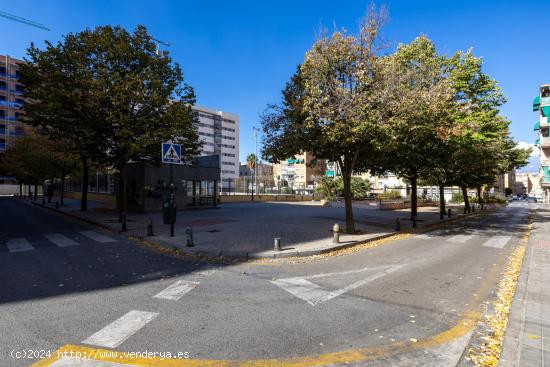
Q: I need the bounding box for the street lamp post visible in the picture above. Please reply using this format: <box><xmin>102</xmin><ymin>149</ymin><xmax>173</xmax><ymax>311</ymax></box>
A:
<box><xmin>253</xmin><ymin>127</ymin><xmax>260</xmax><ymax>198</ymax></box>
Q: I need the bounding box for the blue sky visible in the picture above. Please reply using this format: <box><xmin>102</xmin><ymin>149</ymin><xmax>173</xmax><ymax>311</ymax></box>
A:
<box><xmin>2</xmin><ymin>1</ymin><xmax>548</xmax><ymax>170</ymax></box>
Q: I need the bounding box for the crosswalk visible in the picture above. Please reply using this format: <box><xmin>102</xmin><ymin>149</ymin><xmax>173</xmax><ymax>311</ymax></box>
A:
<box><xmin>81</xmin><ymin>270</ymin><xmax>215</xmax><ymax>350</ymax></box>
<box><xmin>1</xmin><ymin>230</ymin><xmax>116</xmax><ymax>253</ymax></box>
<box><xmin>415</xmin><ymin>232</ymin><xmax>513</xmax><ymax>249</ymax></box>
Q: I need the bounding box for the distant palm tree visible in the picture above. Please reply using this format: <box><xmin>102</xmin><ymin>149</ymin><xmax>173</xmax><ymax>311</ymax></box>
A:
<box><xmin>246</xmin><ymin>153</ymin><xmax>256</xmax><ymax>170</ymax></box>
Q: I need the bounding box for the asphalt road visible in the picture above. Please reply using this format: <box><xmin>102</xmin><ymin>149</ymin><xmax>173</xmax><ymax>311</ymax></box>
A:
<box><xmin>0</xmin><ymin>198</ymin><xmax>534</xmax><ymax>367</ymax></box>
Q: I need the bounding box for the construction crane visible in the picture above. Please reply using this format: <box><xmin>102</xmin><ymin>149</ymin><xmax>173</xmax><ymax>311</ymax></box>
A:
<box><xmin>0</xmin><ymin>10</ymin><xmax>50</xmax><ymax>31</ymax></box>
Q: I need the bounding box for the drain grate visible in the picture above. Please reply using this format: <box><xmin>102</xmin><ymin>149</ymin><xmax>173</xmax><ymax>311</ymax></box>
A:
<box><xmin>207</xmin><ymin>229</ymin><xmax>220</xmax><ymax>233</ymax></box>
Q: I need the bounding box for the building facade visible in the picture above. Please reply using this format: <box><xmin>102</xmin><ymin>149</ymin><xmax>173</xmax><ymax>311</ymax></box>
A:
<box><xmin>193</xmin><ymin>106</ymin><xmax>239</xmax><ymax>193</ymax></box>
<box><xmin>272</xmin><ymin>152</ymin><xmax>326</xmax><ymax>194</ymax></box>
<box><xmin>533</xmin><ymin>85</ymin><xmax>550</xmax><ymax>202</ymax></box>
<box><xmin>0</xmin><ymin>55</ymin><xmax>26</xmax><ymax>184</ymax></box>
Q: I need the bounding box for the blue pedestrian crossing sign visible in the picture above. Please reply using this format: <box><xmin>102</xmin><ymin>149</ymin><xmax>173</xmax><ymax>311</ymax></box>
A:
<box><xmin>162</xmin><ymin>143</ymin><xmax>183</xmax><ymax>164</ymax></box>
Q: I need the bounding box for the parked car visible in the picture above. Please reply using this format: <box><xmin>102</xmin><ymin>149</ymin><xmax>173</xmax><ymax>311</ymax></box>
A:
<box><xmin>527</xmin><ymin>197</ymin><xmax>538</xmax><ymax>203</ymax></box>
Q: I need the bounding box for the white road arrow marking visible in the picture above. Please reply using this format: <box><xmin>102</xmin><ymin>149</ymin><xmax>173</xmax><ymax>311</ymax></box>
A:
<box><xmin>272</xmin><ymin>265</ymin><xmax>402</xmax><ymax>306</ymax></box>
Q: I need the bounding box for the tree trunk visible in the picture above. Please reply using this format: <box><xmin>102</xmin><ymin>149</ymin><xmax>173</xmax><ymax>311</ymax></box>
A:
<box><xmin>410</xmin><ymin>174</ymin><xmax>418</xmax><ymax>227</ymax></box>
<box><xmin>33</xmin><ymin>183</ymin><xmax>38</xmax><ymax>201</ymax></box>
<box><xmin>80</xmin><ymin>157</ymin><xmax>89</xmax><ymax>212</ymax></box>
<box><xmin>477</xmin><ymin>186</ymin><xmax>483</xmax><ymax>205</ymax></box>
<box><xmin>19</xmin><ymin>183</ymin><xmax>22</xmax><ymax>196</ymax></box>
<box><xmin>342</xmin><ymin>170</ymin><xmax>355</xmax><ymax>233</ymax></box>
<box><xmin>116</xmin><ymin>165</ymin><xmax>127</xmax><ymax>221</ymax></box>
<box><xmin>461</xmin><ymin>185</ymin><xmax>470</xmax><ymax>213</ymax></box>
<box><xmin>27</xmin><ymin>184</ymin><xmax>31</xmax><ymax>198</ymax></box>
<box><xmin>439</xmin><ymin>181</ymin><xmax>445</xmax><ymax>220</ymax></box>
<box><xmin>60</xmin><ymin>174</ymin><xmax>65</xmax><ymax>207</ymax></box>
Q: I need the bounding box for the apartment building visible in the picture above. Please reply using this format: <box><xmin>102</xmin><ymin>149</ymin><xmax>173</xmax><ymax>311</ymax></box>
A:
<box><xmin>0</xmin><ymin>55</ymin><xmax>25</xmax><ymax>153</ymax></box>
<box><xmin>193</xmin><ymin>106</ymin><xmax>239</xmax><ymax>192</ymax></box>
<box><xmin>273</xmin><ymin>152</ymin><xmax>326</xmax><ymax>193</ymax></box>
<box><xmin>533</xmin><ymin>85</ymin><xmax>550</xmax><ymax>202</ymax></box>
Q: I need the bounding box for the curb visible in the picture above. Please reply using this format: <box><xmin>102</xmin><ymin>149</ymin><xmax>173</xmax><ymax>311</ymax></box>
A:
<box><xmin>149</xmin><ymin>232</ymin><xmax>398</xmax><ymax>260</ymax></box>
<box><xmin>19</xmin><ymin>198</ymin><xmax>506</xmax><ymax>261</ymax></box>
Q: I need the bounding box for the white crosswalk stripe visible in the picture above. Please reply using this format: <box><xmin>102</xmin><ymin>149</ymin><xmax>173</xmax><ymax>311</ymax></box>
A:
<box><xmin>45</xmin><ymin>234</ymin><xmax>79</xmax><ymax>247</ymax></box>
<box><xmin>6</xmin><ymin>238</ymin><xmax>33</xmax><ymax>252</ymax></box>
<box><xmin>79</xmin><ymin>230</ymin><xmax>116</xmax><ymax>243</ymax></box>
<box><xmin>446</xmin><ymin>234</ymin><xmax>473</xmax><ymax>243</ymax></box>
<box><xmin>482</xmin><ymin>235</ymin><xmax>512</xmax><ymax>249</ymax></box>
<box><xmin>153</xmin><ymin>280</ymin><xmax>199</xmax><ymax>301</ymax></box>
<box><xmin>82</xmin><ymin>310</ymin><xmax>159</xmax><ymax>348</ymax></box>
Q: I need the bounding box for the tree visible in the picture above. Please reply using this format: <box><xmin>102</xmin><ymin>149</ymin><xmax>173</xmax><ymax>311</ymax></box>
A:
<box><xmin>262</xmin><ymin>7</ymin><xmax>389</xmax><ymax>233</ymax></box>
<box><xmin>381</xmin><ymin>36</ymin><xmax>456</xmax><ymax>226</ymax></box>
<box><xmin>20</xmin><ymin>32</ymin><xmax>110</xmax><ymax>211</ymax></box>
<box><xmin>443</xmin><ymin>50</ymin><xmax>531</xmax><ymax>210</ymax></box>
<box><xmin>20</xmin><ymin>25</ymin><xmax>201</xmax><ymax>216</ymax></box>
<box><xmin>246</xmin><ymin>153</ymin><xmax>256</xmax><ymax>170</ymax></box>
<box><xmin>315</xmin><ymin>176</ymin><xmax>371</xmax><ymax>200</ymax></box>
<box><xmin>84</xmin><ymin>26</ymin><xmax>201</xmax><ymax>219</ymax></box>
<box><xmin>0</xmin><ymin>131</ymin><xmax>77</xmax><ymax>199</ymax></box>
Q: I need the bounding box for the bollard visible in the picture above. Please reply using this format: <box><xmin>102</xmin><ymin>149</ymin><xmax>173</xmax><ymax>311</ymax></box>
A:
<box><xmin>55</xmin><ymin>201</ymin><xmax>59</xmax><ymax>209</ymax></box>
<box><xmin>274</xmin><ymin>238</ymin><xmax>281</xmax><ymax>251</ymax></box>
<box><xmin>121</xmin><ymin>211</ymin><xmax>127</xmax><ymax>232</ymax></box>
<box><xmin>447</xmin><ymin>208</ymin><xmax>451</xmax><ymax>218</ymax></box>
<box><xmin>332</xmin><ymin>223</ymin><xmax>340</xmax><ymax>244</ymax></box>
<box><xmin>146</xmin><ymin>218</ymin><xmax>154</xmax><ymax>236</ymax></box>
<box><xmin>395</xmin><ymin>218</ymin><xmax>401</xmax><ymax>232</ymax></box>
<box><xmin>42</xmin><ymin>198</ymin><xmax>46</xmax><ymax>205</ymax></box>
<box><xmin>186</xmin><ymin>227</ymin><xmax>194</xmax><ymax>247</ymax></box>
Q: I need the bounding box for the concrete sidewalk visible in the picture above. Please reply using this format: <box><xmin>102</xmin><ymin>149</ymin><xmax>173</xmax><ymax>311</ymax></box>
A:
<box><xmin>27</xmin><ymin>196</ymin><xmax>500</xmax><ymax>259</ymax></box>
<box><xmin>500</xmin><ymin>204</ymin><xmax>550</xmax><ymax>366</ymax></box>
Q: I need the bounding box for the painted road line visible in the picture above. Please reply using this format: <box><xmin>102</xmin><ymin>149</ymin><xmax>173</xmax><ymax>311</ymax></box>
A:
<box><xmin>79</xmin><ymin>230</ymin><xmax>116</xmax><ymax>243</ymax></box>
<box><xmin>482</xmin><ymin>235</ymin><xmax>512</xmax><ymax>249</ymax></box>
<box><xmin>45</xmin><ymin>234</ymin><xmax>79</xmax><ymax>248</ymax></box>
<box><xmin>6</xmin><ymin>238</ymin><xmax>33</xmax><ymax>252</ymax></box>
<box><xmin>49</xmin><ymin>356</ymin><xmax>136</xmax><ymax>366</ymax></box>
<box><xmin>82</xmin><ymin>310</ymin><xmax>159</xmax><ymax>348</ymax></box>
<box><xmin>153</xmin><ymin>280</ymin><xmax>199</xmax><ymax>301</ymax></box>
<box><xmin>446</xmin><ymin>234</ymin><xmax>474</xmax><ymax>243</ymax></box>
<box><xmin>272</xmin><ymin>265</ymin><xmax>402</xmax><ymax>306</ymax></box>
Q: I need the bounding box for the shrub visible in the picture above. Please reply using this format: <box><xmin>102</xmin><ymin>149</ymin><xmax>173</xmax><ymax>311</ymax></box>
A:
<box><xmin>379</xmin><ymin>189</ymin><xmax>401</xmax><ymax>200</ymax></box>
<box><xmin>450</xmin><ymin>192</ymin><xmax>464</xmax><ymax>203</ymax></box>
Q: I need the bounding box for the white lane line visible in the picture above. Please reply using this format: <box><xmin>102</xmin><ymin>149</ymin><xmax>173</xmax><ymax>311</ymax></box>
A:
<box><xmin>446</xmin><ymin>235</ymin><xmax>474</xmax><ymax>243</ymax></box>
<box><xmin>272</xmin><ymin>265</ymin><xmax>402</xmax><ymax>306</ymax></box>
<box><xmin>6</xmin><ymin>238</ymin><xmax>33</xmax><ymax>252</ymax></box>
<box><xmin>45</xmin><ymin>234</ymin><xmax>79</xmax><ymax>247</ymax></box>
<box><xmin>82</xmin><ymin>310</ymin><xmax>159</xmax><ymax>348</ymax></box>
<box><xmin>50</xmin><ymin>356</ymin><xmax>137</xmax><ymax>366</ymax></box>
<box><xmin>483</xmin><ymin>236</ymin><xmax>512</xmax><ymax>249</ymax></box>
<box><xmin>153</xmin><ymin>280</ymin><xmax>199</xmax><ymax>301</ymax></box>
<box><xmin>79</xmin><ymin>230</ymin><xmax>116</xmax><ymax>243</ymax></box>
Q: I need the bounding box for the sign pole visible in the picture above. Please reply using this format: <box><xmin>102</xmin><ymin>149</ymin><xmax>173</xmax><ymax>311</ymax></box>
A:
<box><xmin>170</xmin><ymin>163</ymin><xmax>174</xmax><ymax>237</ymax></box>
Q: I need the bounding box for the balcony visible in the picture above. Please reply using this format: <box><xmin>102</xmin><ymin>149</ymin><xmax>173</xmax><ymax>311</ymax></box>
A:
<box><xmin>541</xmin><ymin>137</ymin><xmax>550</xmax><ymax>148</ymax></box>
